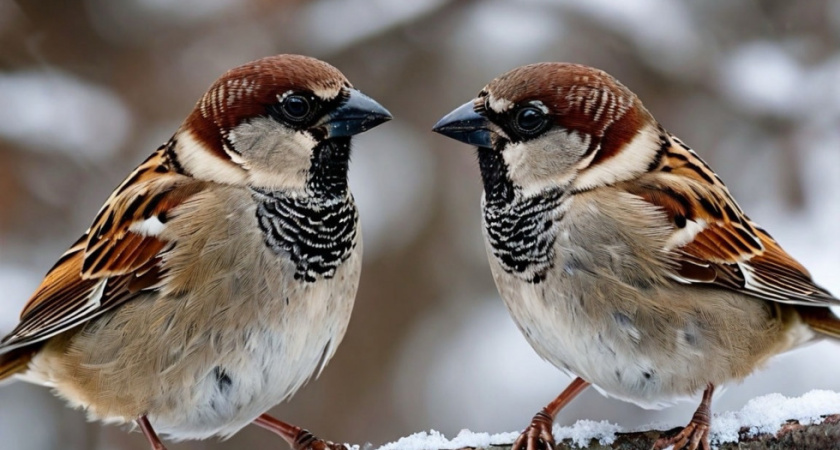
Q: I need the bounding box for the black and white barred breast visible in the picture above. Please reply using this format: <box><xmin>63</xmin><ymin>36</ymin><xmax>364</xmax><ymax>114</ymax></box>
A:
<box><xmin>475</xmin><ymin>142</ymin><xmax>568</xmax><ymax>284</ymax></box>
<box><xmin>482</xmin><ymin>188</ymin><xmax>566</xmax><ymax>283</ymax></box>
<box><xmin>253</xmin><ymin>189</ymin><xmax>358</xmax><ymax>282</ymax></box>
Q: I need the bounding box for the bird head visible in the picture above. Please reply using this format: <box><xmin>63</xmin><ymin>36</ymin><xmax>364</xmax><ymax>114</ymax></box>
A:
<box><xmin>175</xmin><ymin>54</ymin><xmax>392</xmax><ymax>194</ymax></box>
<box><xmin>434</xmin><ymin>63</ymin><xmax>661</xmax><ymax>198</ymax></box>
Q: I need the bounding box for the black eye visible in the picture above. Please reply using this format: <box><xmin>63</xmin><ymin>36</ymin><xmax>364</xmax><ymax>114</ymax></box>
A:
<box><xmin>281</xmin><ymin>95</ymin><xmax>312</xmax><ymax>122</ymax></box>
<box><xmin>513</xmin><ymin>107</ymin><xmax>548</xmax><ymax>136</ymax></box>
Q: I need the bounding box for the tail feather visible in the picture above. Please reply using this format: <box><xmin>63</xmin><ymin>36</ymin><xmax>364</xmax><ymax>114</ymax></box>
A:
<box><xmin>799</xmin><ymin>306</ymin><xmax>840</xmax><ymax>339</ymax></box>
<box><xmin>0</xmin><ymin>347</ymin><xmax>35</xmax><ymax>381</ymax></box>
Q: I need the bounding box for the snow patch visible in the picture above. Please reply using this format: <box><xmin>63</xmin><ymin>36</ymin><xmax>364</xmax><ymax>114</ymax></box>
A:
<box><xmin>553</xmin><ymin>420</ymin><xmax>621</xmax><ymax>447</ymax></box>
<box><xmin>376</xmin><ymin>421</ymin><xmax>620</xmax><ymax>450</ymax></box>
<box><xmin>710</xmin><ymin>390</ymin><xmax>840</xmax><ymax>445</ymax></box>
<box><xmin>378</xmin><ymin>429</ymin><xmax>520</xmax><ymax>450</ymax></box>
<box><xmin>377</xmin><ymin>390</ymin><xmax>840</xmax><ymax>449</ymax></box>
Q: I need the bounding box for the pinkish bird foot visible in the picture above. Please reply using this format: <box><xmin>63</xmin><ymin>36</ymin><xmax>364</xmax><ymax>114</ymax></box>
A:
<box><xmin>653</xmin><ymin>421</ymin><xmax>710</xmax><ymax>450</ymax></box>
<box><xmin>511</xmin><ymin>410</ymin><xmax>555</xmax><ymax>450</ymax></box>
<box><xmin>291</xmin><ymin>429</ymin><xmax>349</xmax><ymax>450</ymax></box>
<box><xmin>653</xmin><ymin>384</ymin><xmax>714</xmax><ymax>450</ymax></box>
<box><xmin>253</xmin><ymin>414</ymin><xmax>347</xmax><ymax>450</ymax></box>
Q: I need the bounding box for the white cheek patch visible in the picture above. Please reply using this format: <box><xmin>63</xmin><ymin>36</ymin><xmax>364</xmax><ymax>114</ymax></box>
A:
<box><xmin>129</xmin><ymin>216</ymin><xmax>166</xmax><ymax>236</ymax></box>
<box><xmin>177</xmin><ymin>130</ymin><xmax>248</xmax><ymax>185</ymax></box>
<box><xmin>229</xmin><ymin>118</ymin><xmax>316</xmax><ymax>190</ymax></box>
<box><xmin>572</xmin><ymin>122</ymin><xmax>660</xmax><ymax>191</ymax></box>
<box><xmin>501</xmin><ymin>140</ymin><xmax>566</xmax><ymax>197</ymax></box>
<box><xmin>502</xmin><ymin>129</ymin><xmax>590</xmax><ymax>196</ymax></box>
<box><xmin>290</xmin><ymin>129</ymin><xmax>319</xmax><ymax>153</ymax></box>
<box><xmin>501</xmin><ymin>140</ymin><xmax>527</xmax><ymax>178</ymax></box>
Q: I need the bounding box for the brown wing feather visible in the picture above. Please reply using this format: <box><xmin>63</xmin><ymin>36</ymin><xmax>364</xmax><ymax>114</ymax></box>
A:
<box><xmin>0</xmin><ymin>346</ymin><xmax>36</xmax><ymax>380</ymax></box>
<box><xmin>0</xmin><ymin>143</ymin><xmax>204</xmax><ymax>353</ymax></box>
<box><xmin>81</xmin><ymin>147</ymin><xmax>203</xmax><ymax>279</ymax></box>
<box><xmin>624</xmin><ymin>133</ymin><xmax>838</xmax><ymax>306</ymax></box>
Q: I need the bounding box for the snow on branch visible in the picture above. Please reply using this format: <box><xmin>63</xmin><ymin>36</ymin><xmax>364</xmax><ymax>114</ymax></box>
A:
<box><xmin>376</xmin><ymin>390</ymin><xmax>840</xmax><ymax>449</ymax></box>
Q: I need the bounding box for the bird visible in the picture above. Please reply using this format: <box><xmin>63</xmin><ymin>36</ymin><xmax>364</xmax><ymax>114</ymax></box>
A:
<box><xmin>0</xmin><ymin>54</ymin><xmax>391</xmax><ymax>450</ymax></box>
<box><xmin>432</xmin><ymin>62</ymin><xmax>840</xmax><ymax>450</ymax></box>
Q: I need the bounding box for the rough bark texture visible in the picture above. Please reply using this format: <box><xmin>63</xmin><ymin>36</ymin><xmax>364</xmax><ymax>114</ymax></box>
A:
<box><xmin>462</xmin><ymin>415</ymin><xmax>840</xmax><ymax>450</ymax></box>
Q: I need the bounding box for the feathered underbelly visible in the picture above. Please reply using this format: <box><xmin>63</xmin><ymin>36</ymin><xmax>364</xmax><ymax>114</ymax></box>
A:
<box><xmin>492</xmin><ymin>267</ymin><xmax>798</xmax><ymax>409</ymax></box>
<box><xmin>498</xmin><ymin>282</ymin><xmax>679</xmax><ymax>408</ymax></box>
<box><xmin>24</xmin><ymin>251</ymin><xmax>359</xmax><ymax>440</ymax></box>
<box><xmin>151</xmin><ymin>275</ymin><xmax>356</xmax><ymax>440</ymax></box>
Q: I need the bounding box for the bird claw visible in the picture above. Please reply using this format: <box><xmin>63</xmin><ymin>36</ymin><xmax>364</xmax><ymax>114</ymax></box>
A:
<box><xmin>653</xmin><ymin>421</ymin><xmax>710</xmax><ymax>450</ymax></box>
<box><xmin>301</xmin><ymin>441</ymin><xmax>347</xmax><ymax>450</ymax></box>
<box><xmin>292</xmin><ymin>428</ymin><xmax>348</xmax><ymax>450</ymax></box>
<box><xmin>511</xmin><ymin>411</ymin><xmax>556</xmax><ymax>450</ymax></box>
<box><xmin>304</xmin><ymin>441</ymin><xmax>348</xmax><ymax>450</ymax></box>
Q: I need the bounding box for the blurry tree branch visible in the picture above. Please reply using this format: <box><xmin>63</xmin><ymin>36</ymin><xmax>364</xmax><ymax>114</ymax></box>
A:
<box><xmin>463</xmin><ymin>415</ymin><xmax>840</xmax><ymax>450</ymax></box>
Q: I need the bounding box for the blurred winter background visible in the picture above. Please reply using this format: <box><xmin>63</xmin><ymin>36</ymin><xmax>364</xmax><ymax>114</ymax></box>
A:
<box><xmin>0</xmin><ymin>0</ymin><xmax>839</xmax><ymax>449</ymax></box>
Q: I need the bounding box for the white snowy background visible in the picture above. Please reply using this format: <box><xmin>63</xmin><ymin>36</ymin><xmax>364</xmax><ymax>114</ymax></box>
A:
<box><xmin>1</xmin><ymin>1</ymin><xmax>839</xmax><ymax>449</ymax></box>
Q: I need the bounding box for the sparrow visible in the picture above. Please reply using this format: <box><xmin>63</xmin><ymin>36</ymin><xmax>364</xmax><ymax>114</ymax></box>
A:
<box><xmin>0</xmin><ymin>54</ymin><xmax>391</xmax><ymax>450</ymax></box>
<box><xmin>433</xmin><ymin>62</ymin><xmax>840</xmax><ymax>450</ymax></box>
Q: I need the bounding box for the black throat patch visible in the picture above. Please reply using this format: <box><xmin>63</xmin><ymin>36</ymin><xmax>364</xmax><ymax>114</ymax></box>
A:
<box><xmin>252</xmin><ymin>138</ymin><xmax>358</xmax><ymax>282</ymax></box>
<box><xmin>476</xmin><ymin>144</ymin><xmax>566</xmax><ymax>283</ymax></box>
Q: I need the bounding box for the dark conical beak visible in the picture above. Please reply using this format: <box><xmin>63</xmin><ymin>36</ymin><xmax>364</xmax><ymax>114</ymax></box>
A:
<box><xmin>324</xmin><ymin>89</ymin><xmax>392</xmax><ymax>138</ymax></box>
<box><xmin>432</xmin><ymin>100</ymin><xmax>493</xmax><ymax>148</ymax></box>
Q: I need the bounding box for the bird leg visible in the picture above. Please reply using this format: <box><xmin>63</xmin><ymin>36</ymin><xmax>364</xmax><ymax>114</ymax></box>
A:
<box><xmin>511</xmin><ymin>377</ymin><xmax>591</xmax><ymax>450</ymax></box>
<box><xmin>137</xmin><ymin>415</ymin><xmax>167</xmax><ymax>450</ymax></box>
<box><xmin>654</xmin><ymin>384</ymin><xmax>714</xmax><ymax>450</ymax></box>
<box><xmin>253</xmin><ymin>414</ymin><xmax>348</xmax><ymax>450</ymax></box>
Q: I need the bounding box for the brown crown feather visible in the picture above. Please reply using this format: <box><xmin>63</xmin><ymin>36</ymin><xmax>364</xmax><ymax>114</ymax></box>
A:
<box><xmin>484</xmin><ymin>62</ymin><xmax>653</xmax><ymax>164</ymax></box>
<box><xmin>183</xmin><ymin>54</ymin><xmax>352</xmax><ymax>161</ymax></box>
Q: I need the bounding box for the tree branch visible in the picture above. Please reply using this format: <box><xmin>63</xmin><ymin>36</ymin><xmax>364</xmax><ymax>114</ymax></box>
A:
<box><xmin>466</xmin><ymin>415</ymin><xmax>840</xmax><ymax>450</ymax></box>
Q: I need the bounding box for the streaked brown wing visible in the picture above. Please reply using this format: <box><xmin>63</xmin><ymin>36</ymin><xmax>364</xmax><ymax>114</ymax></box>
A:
<box><xmin>625</xmin><ymin>135</ymin><xmax>838</xmax><ymax>306</ymax></box>
<box><xmin>2</xmin><ymin>242</ymin><xmax>154</xmax><ymax>350</ymax></box>
<box><xmin>0</xmin><ymin>145</ymin><xmax>204</xmax><ymax>352</ymax></box>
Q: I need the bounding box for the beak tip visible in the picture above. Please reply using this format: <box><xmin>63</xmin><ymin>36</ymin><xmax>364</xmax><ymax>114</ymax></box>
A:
<box><xmin>362</xmin><ymin>109</ymin><xmax>392</xmax><ymax>132</ymax></box>
<box><xmin>324</xmin><ymin>91</ymin><xmax>392</xmax><ymax>138</ymax></box>
<box><xmin>432</xmin><ymin>100</ymin><xmax>493</xmax><ymax>148</ymax></box>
